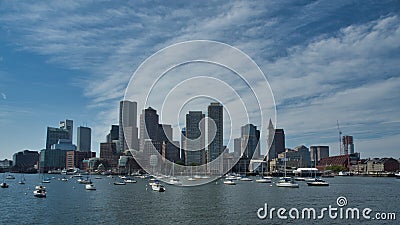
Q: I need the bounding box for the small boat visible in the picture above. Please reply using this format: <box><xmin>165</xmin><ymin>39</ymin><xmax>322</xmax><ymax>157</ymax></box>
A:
<box><xmin>33</xmin><ymin>186</ymin><xmax>46</xmax><ymax>198</ymax></box>
<box><xmin>113</xmin><ymin>181</ymin><xmax>126</xmax><ymax>185</ymax></box>
<box><xmin>276</xmin><ymin>177</ymin><xmax>299</xmax><ymax>188</ymax></box>
<box><xmin>61</xmin><ymin>177</ymin><xmax>68</xmax><ymax>182</ymax></box>
<box><xmin>125</xmin><ymin>178</ymin><xmax>137</xmax><ymax>183</ymax></box>
<box><xmin>187</xmin><ymin>177</ymin><xmax>197</xmax><ymax>181</ymax></box>
<box><xmin>77</xmin><ymin>178</ymin><xmax>92</xmax><ymax>184</ymax></box>
<box><xmin>1</xmin><ymin>182</ymin><xmax>9</xmax><ymax>188</ymax></box>
<box><xmin>169</xmin><ymin>178</ymin><xmax>181</xmax><ymax>185</ymax></box>
<box><xmin>395</xmin><ymin>172</ymin><xmax>400</xmax><ymax>179</ymax></box>
<box><xmin>5</xmin><ymin>174</ymin><xmax>15</xmax><ymax>179</ymax></box>
<box><xmin>95</xmin><ymin>176</ymin><xmax>102</xmax><ymax>179</ymax></box>
<box><xmin>223</xmin><ymin>179</ymin><xmax>236</xmax><ymax>185</ymax></box>
<box><xmin>151</xmin><ymin>183</ymin><xmax>165</xmax><ymax>192</ymax></box>
<box><xmin>256</xmin><ymin>177</ymin><xmax>272</xmax><ymax>183</ymax></box>
<box><xmin>307</xmin><ymin>178</ymin><xmax>329</xmax><ymax>186</ymax></box>
<box><xmin>294</xmin><ymin>177</ymin><xmax>306</xmax><ymax>181</ymax></box>
<box><xmin>85</xmin><ymin>184</ymin><xmax>96</xmax><ymax>190</ymax></box>
<box><xmin>19</xmin><ymin>174</ymin><xmax>26</xmax><ymax>184</ymax></box>
<box><xmin>240</xmin><ymin>177</ymin><xmax>252</xmax><ymax>181</ymax></box>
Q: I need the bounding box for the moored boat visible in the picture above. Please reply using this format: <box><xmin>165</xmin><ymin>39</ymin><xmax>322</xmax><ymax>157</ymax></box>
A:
<box><xmin>33</xmin><ymin>186</ymin><xmax>46</xmax><ymax>198</ymax></box>
<box><xmin>151</xmin><ymin>183</ymin><xmax>165</xmax><ymax>192</ymax></box>
<box><xmin>85</xmin><ymin>184</ymin><xmax>96</xmax><ymax>190</ymax></box>
<box><xmin>307</xmin><ymin>178</ymin><xmax>329</xmax><ymax>186</ymax></box>
<box><xmin>276</xmin><ymin>177</ymin><xmax>299</xmax><ymax>188</ymax></box>
<box><xmin>1</xmin><ymin>182</ymin><xmax>9</xmax><ymax>188</ymax></box>
<box><xmin>223</xmin><ymin>179</ymin><xmax>236</xmax><ymax>185</ymax></box>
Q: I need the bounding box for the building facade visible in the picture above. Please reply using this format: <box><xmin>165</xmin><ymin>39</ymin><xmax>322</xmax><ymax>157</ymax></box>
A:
<box><xmin>12</xmin><ymin>150</ymin><xmax>39</xmax><ymax>172</ymax></box>
<box><xmin>119</xmin><ymin>100</ymin><xmax>139</xmax><ymax>152</ymax></box>
<box><xmin>77</xmin><ymin>126</ymin><xmax>91</xmax><ymax>152</ymax></box>
<box><xmin>207</xmin><ymin>102</ymin><xmax>223</xmax><ymax>163</ymax></box>
<box><xmin>184</xmin><ymin>111</ymin><xmax>206</xmax><ymax>166</ymax></box>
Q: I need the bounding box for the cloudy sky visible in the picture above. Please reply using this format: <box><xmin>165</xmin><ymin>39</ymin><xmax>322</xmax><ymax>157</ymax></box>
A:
<box><xmin>0</xmin><ymin>0</ymin><xmax>399</xmax><ymax>160</ymax></box>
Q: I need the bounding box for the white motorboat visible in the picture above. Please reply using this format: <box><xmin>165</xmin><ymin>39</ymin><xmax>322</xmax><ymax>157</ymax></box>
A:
<box><xmin>395</xmin><ymin>172</ymin><xmax>400</xmax><ymax>179</ymax></box>
<box><xmin>1</xmin><ymin>182</ymin><xmax>9</xmax><ymax>188</ymax></box>
<box><xmin>307</xmin><ymin>178</ymin><xmax>329</xmax><ymax>186</ymax></box>
<box><xmin>255</xmin><ymin>177</ymin><xmax>272</xmax><ymax>183</ymax></box>
<box><xmin>151</xmin><ymin>183</ymin><xmax>165</xmax><ymax>192</ymax></box>
<box><xmin>276</xmin><ymin>152</ymin><xmax>299</xmax><ymax>188</ymax></box>
<box><xmin>113</xmin><ymin>181</ymin><xmax>126</xmax><ymax>185</ymax></box>
<box><xmin>33</xmin><ymin>185</ymin><xmax>46</xmax><ymax>198</ymax></box>
<box><xmin>85</xmin><ymin>184</ymin><xmax>96</xmax><ymax>190</ymax></box>
<box><xmin>240</xmin><ymin>177</ymin><xmax>252</xmax><ymax>181</ymax></box>
<box><xmin>125</xmin><ymin>178</ymin><xmax>137</xmax><ymax>183</ymax></box>
<box><xmin>5</xmin><ymin>174</ymin><xmax>15</xmax><ymax>179</ymax></box>
<box><xmin>223</xmin><ymin>179</ymin><xmax>236</xmax><ymax>185</ymax></box>
<box><xmin>294</xmin><ymin>177</ymin><xmax>306</xmax><ymax>181</ymax></box>
<box><xmin>276</xmin><ymin>177</ymin><xmax>299</xmax><ymax>188</ymax></box>
<box><xmin>169</xmin><ymin>177</ymin><xmax>181</xmax><ymax>185</ymax></box>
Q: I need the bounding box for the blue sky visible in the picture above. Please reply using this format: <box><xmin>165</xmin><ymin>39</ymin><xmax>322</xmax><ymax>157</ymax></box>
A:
<box><xmin>0</xmin><ymin>1</ymin><xmax>399</xmax><ymax>160</ymax></box>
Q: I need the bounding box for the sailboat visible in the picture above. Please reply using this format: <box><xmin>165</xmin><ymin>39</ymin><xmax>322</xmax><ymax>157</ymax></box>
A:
<box><xmin>307</xmin><ymin>155</ymin><xmax>329</xmax><ymax>186</ymax></box>
<box><xmin>256</xmin><ymin>162</ymin><xmax>272</xmax><ymax>183</ymax></box>
<box><xmin>276</xmin><ymin>152</ymin><xmax>299</xmax><ymax>188</ymax></box>
<box><xmin>18</xmin><ymin>174</ymin><xmax>26</xmax><ymax>184</ymax></box>
<box><xmin>168</xmin><ymin>162</ymin><xmax>182</xmax><ymax>185</ymax></box>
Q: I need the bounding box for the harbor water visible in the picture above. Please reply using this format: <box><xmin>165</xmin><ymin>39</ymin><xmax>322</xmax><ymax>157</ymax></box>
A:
<box><xmin>1</xmin><ymin>174</ymin><xmax>399</xmax><ymax>224</ymax></box>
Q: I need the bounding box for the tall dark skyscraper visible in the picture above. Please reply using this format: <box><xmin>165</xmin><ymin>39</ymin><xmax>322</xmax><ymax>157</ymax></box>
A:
<box><xmin>77</xmin><ymin>126</ymin><xmax>91</xmax><ymax>152</ymax></box>
<box><xmin>119</xmin><ymin>100</ymin><xmax>138</xmax><ymax>152</ymax></box>
<box><xmin>240</xmin><ymin>124</ymin><xmax>260</xmax><ymax>159</ymax></box>
<box><xmin>185</xmin><ymin>111</ymin><xmax>205</xmax><ymax>165</ymax></box>
<box><xmin>266</xmin><ymin>119</ymin><xmax>285</xmax><ymax>161</ymax></box>
<box><xmin>139</xmin><ymin>107</ymin><xmax>160</xmax><ymax>151</ymax></box>
<box><xmin>207</xmin><ymin>102</ymin><xmax>223</xmax><ymax>163</ymax></box>
<box><xmin>107</xmin><ymin>125</ymin><xmax>119</xmax><ymax>143</ymax></box>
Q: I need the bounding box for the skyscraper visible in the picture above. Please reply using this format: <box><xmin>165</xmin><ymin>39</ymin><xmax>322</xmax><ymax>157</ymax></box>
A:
<box><xmin>77</xmin><ymin>126</ymin><xmax>91</xmax><ymax>152</ymax></box>
<box><xmin>106</xmin><ymin>125</ymin><xmax>119</xmax><ymax>143</ymax></box>
<box><xmin>266</xmin><ymin>119</ymin><xmax>285</xmax><ymax>161</ymax></box>
<box><xmin>59</xmin><ymin>119</ymin><xmax>73</xmax><ymax>141</ymax></box>
<box><xmin>310</xmin><ymin>146</ymin><xmax>329</xmax><ymax>165</ymax></box>
<box><xmin>119</xmin><ymin>100</ymin><xmax>138</xmax><ymax>152</ymax></box>
<box><xmin>139</xmin><ymin>107</ymin><xmax>160</xmax><ymax>151</ymax></box>
<box><xmin>46</xmin><ymin>119</ymin><xmax>73</xmax><ymax>150</ymax></box>
<box><xmin>342</xmin><ymin>136</ymin><xmax>354</xmax><ymax>155</ymax></box>
<box><xmin>207</xmin><ymin>102</ymin><xmax>223</xmax><ymax>163</ymax></box>
<box><xmin>240</xmin><ymin>124</ymin><xmax>260</xmax><ymax>159</ymax></box>
<box><xmin>185</xmin><ymin>111</ymin><xmax>205</xmax><ymax>165</ymax></box>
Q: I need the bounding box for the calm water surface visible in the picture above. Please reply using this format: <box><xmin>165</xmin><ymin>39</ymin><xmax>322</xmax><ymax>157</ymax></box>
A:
<box><xmin>1</xmin><ymin>174</ymin><xmax>399</xmax><ymax>224</ymax></box>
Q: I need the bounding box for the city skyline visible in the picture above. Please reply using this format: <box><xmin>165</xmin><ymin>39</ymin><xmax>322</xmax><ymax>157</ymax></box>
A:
<box><xmin>1</xmin><ymin>1</ymin><xmax>400</xmax><ymax>159</ymax></box>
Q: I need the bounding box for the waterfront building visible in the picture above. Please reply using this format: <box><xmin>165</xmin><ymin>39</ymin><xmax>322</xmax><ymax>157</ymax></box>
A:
<box><xmin>266</xmin><ymin>119</ymin><xmax>285</xmax><ymax>162</ymax></box>
<box><xmin>12</xmin><ymin>150</ymin><xmax>39</xmax><ymax>172</ymax></box>
<box><xmin>119</xmin><ymin>100</ymin><xmax>139</xmax><ymax>152</ymax></box>
<box><xmin>65</xmin><ymin>151</ymin><xmax>95</xmax><ymax>170</ymax></box>
<box><xmin>293</xmin><ymin>145</ymin><xmax>311</xmax><ymax>167</ymax></box>
<box><xmin>39</xmin><ymin>149</ymin><xmax>67</xmax><ymax>172</ymax></box>
<box><xmin>310</xmin><ymin>146</ymin><xmax>329</xmax><ymax>165</ymax></box>
<box><xmin>207</xmin><ymin>102</ymin><xmax>223</xmax><ymax>163</ymax></box>
<box><xmin>77</xmin><ymin>126</ymin><xmax>91</xmax><ymax>152</ymax></box>
<box><xmin>317</xmin><ymin>153</ymin><xmax>360</xmax><ymax>171</ymax></box>
<box><xmin>184</xmin><ymin>111</ymin><xmax>206</xmax><ymax>166</ymax></box>
<box><xmin>0</xmin><ymin>159</ymin><xmax>13</xmax><ymax>172</ymax></box>
<box><xmin>100</xmin><ymin>142</ymin><xmax>120</xmax><ymax>170</ymax></box>
<box><xmin>162</xmin><ymin>141</ymin><xmax>180</xmax><ymax>163</ymax></box>
<box><xmin>366</xmin><ymin>158</ymin><xmax>399</xmax><ymax>173</ymax></box>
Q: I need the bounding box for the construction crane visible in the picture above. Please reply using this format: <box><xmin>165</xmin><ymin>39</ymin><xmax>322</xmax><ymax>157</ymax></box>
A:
<box><xmin>337</xmin><ymin>120</ymin><xmax>342</xmax><ymax>155</ymax></box>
